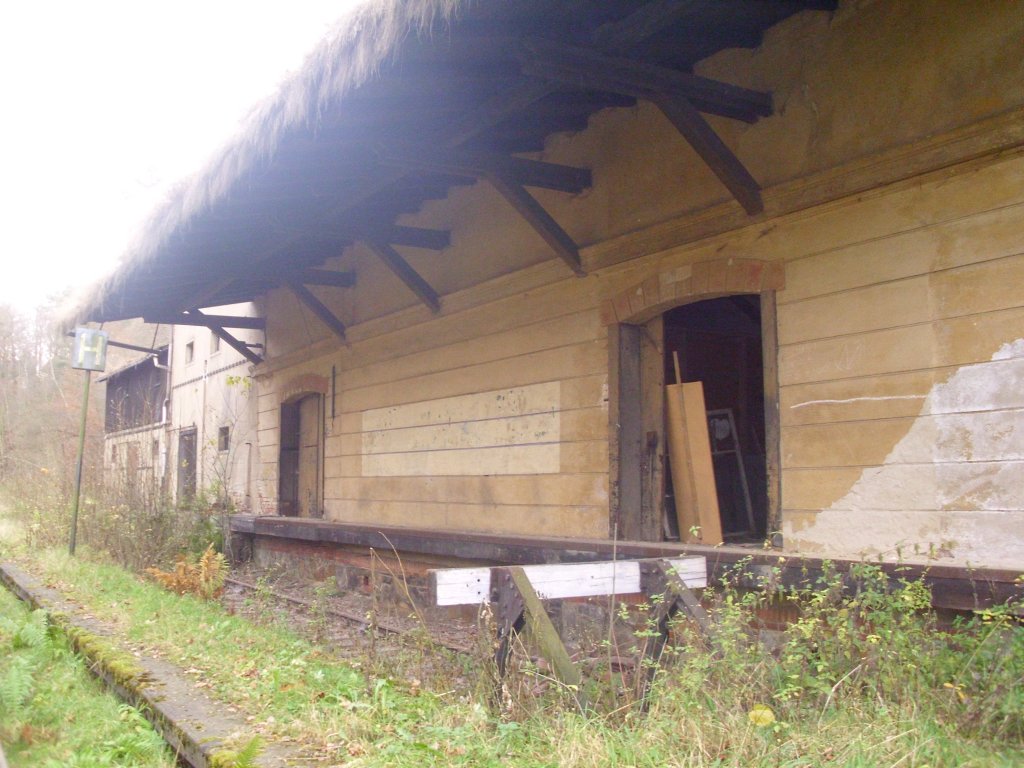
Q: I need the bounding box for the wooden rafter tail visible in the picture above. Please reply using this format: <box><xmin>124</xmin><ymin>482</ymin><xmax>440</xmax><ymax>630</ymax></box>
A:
<box><xmin>286</xmin><ymin>281</ymin><xmax>348</xmax><ymax>343</ymax></box>
<box><xmin>485</xmin><ymin>171</ymin><xmax>585</xmax><ymax>276</ymax></box>
<box><xmin>186</xmin><ymin>309</ymin><xmax>262</xmax><ymax>365</ymax></box>
<box><xmin>295</xmin><ymin>269</ymin><xmax>356</xmax><ymax>288</ymax></box>
<box><xmin>653</xmin><ymin>94</ymin><xmax>764</xmax><ymax>215</ymax></box>
<box><xmin>379</xmin><ymin>146</ymin><xmax>592</xmax><ymax>194</ymax></box>
<box><xmin>332</xmin><ymin>224</ymin><xmax>449</xmax><ymax>251</ymax></box>
<box><xmin>142</xmin><ymin>313</ymin><xmax>265</xmax><ymax>331</ymax></box>
<box><xmin>446</xmin><ymin>0</ymin><xmax>690</xmax><ymax>148</ymax></box>
<box><xmin>364</xmin><ymin>241</ymin><xmax>442</xmax><ymax>313</ymax></box>
<box><xmin>520</xmin><ymin>37</ymin><xmax>772</xmax><ymax>123</ymax></box>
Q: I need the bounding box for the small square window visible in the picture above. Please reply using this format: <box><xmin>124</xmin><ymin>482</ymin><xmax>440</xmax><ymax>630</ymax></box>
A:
<box><xmin>210</xmin><ymin>333</ymin><xmax>220</xmax><ymax>353</ymax></box>
<box><xmin>185</xmin><ymin>341</ymin><xmax>195</xmax><ymax>364</ymax></box>
<box><xmin>218</xmin><ymin>426</ymin><xmax>230</xmax><ymax>452</ymax></box>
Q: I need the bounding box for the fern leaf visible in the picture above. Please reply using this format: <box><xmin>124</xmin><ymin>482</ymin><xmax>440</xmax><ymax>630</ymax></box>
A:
<box><xmin>0</xmin><ymin>654</ymin><xmax>37</xmax><ymax>714</ymax></box>
<box><xmin>14</xmin><ymin>609</ymin><xmax>49</xmax><ymax>649</ymax></box>
<box><xmin>233</xmin><ymin>736</ymin><xmax>264</xmax><ymax>768</ymax></box>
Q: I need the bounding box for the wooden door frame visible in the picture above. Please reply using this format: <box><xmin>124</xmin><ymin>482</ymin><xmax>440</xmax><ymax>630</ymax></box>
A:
<box><xmin>605</xmin><ymin>259</ymin><xmax>784</xmax><ymax>542</ymax></box>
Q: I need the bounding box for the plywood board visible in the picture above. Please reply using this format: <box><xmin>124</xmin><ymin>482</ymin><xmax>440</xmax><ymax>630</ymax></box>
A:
<box><xmin>665</xmin><ymin>381</ymin><xmax>723</xmax><ymax>545</ymax></box>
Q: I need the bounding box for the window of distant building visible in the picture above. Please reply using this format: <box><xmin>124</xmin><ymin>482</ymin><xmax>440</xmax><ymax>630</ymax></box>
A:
<box><xmin>210</xmin><ymin>333</ymin><xmax>220</xmax><ymax>353</ymax></box>
<box><xmin>185</xmin><ymin>341</ymin><xmax>195</xmax><ymax>365</ymax></box>
<box><xmin>218</xmin><ymin>426</ymin><xmax>230</xmax><ymax>452</ymax></box>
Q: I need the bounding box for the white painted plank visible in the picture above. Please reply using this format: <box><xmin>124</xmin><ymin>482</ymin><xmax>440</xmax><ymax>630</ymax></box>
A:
<box><xmin>432</xmin><ymin>567</ymin><xmax>491</xmax><ymax>606</ymax></box>
<box><xmin>430</xmin><ymin>557</ymin><xmax>707</xmax><ymax>606</ymax></box>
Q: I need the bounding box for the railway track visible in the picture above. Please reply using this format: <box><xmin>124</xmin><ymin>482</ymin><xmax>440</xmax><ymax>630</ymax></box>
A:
<box><xmin>223</xmin><ymin>575</ymin><xmax>475</xmax><ymax>655</ymax></box>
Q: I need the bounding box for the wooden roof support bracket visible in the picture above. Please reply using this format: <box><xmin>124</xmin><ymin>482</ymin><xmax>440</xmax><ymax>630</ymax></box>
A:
<box><xmin>520</xmin><ymin>38</ymin><xmax>772</xmax><ymax>123</ymax></box>
<box><xmin>335</xmin><ymin>0</ymin><xmax>693</xmax><ymax>215</ymax></box>
<box><xmin>653</xmin><ymin>94</ymin><xmax>763</xmax><ymax>215</ymax></box>
<box><xmin>185</xmin><ymin>309</ymin><xmax>263</xmax><ymax>365</ymax></box>
<box><xmin>379</xmin><ymin>147</ymin><xmax>591</xmax><ymax>195</ymax></box>
<box><xmin>517</xmin><ymin>38</ymin><xmax>765</xmax><ymax>214</ymax></box>
<box><xmin>286</xmin><ymin>281</ymin><xmax>348</xmax><ymax>343</ymax></box>
<box><xmin>142</xmin><ymin>312</ymin><xmax>266</xmax><ymax>331</ymax></box>
<box><xmin>294</xmin><ymin>268</ymin><xmax>356</xmax><ymax>289</ymax></box>
<box><xmin>364</xmin><ymin>241</ymin><xmax>442</xmax><ymax>313</ymax></box>
<box><xmin>485</xmin><ymin>171</ymin><xmax>585</xmax><ymax>276</ymax></box>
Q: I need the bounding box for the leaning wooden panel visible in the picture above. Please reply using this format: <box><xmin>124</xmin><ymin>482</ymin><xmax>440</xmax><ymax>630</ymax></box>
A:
<box><xmin>665</xmin><ymin>381</ymin><xmax>723</xmax><ymax>545</ymax></box>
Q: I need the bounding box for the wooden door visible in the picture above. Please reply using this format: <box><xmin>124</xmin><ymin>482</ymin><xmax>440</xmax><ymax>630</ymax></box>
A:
<box><xmin>297</xmin><ymin>395</ymin><xmax>321</xmax><ymax>517</ymax></box>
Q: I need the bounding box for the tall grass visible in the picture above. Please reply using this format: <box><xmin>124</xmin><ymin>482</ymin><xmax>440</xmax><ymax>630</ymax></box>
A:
<box><xmin>4</xmin><ymin>528</ymin><xmax>1021</xmax><ymax>767</ymax></box>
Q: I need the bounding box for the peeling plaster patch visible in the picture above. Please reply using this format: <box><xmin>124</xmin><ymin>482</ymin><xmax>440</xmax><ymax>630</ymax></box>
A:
<box><xmin>786</xmin><ymin>339</ymin><xmax>1024</xmax><ymax>568</ymax></box>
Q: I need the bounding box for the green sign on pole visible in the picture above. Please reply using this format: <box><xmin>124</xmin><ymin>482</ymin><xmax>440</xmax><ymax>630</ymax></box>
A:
<box><xmin>71</xmin><ymin>327</ymin><xmax>109</xmax><ymax>372</ymax></box>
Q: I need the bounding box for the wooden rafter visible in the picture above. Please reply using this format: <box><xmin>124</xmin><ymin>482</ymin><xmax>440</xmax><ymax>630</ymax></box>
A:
<box><xmin>379</xmin><ymin>147</ymin><xmax>591</xmax><ymax>194</ymax></box>
<box><xmin>320</xmin><ymin>1</ymin><xmax>688</xmax><ymax>225</ymax></box>
<box><xmin>485</xmin><ymin>172</ymin><xmax>584</xmax><ymax>276</ymax></box>
<box><xmin>653</xmin><ymin>95</ymin><xmax>763</xmax><ymax>214</ymax></box>
<box><xmin>520</xmin><ymin>37</ymin><xmax>772</xmax><ymax>123</ymax></box>
<box><xmin>364</xmin><ymin>241</ymin><xmax>441</xmax><ymax>313</ymax></box>
<box><xmin>142</xmin><ymin>313</ymin><xmax>265</xmax><ymax>331</ymax></box>
<box><xmin>292</xmin><ymin>269</ymin><xmax>356</xmax><ymax>289</ymax></box>
<box><xmin>287</xmin><ymin>282</ymin><xmax>348</xmax><ymax>342</ymax></box>
<box><xmin>518</xmin><ymin>38</ymin><xmax>765</xmax><ymax>214</ymax></box>
<box><xmin>185</xmin><ymin>309</ymin><xmax>262</xmax><ymax>365</ymax></box>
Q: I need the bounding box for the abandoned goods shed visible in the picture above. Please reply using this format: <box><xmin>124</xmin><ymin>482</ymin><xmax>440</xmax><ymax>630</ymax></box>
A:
<box><xmin>80</xmin><ymin>0</ymin><xmax>1024</xmax><ymax>597</ymax></box>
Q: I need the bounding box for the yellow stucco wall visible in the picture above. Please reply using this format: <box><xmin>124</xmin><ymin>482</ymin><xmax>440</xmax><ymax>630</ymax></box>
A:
<box><xmin>252</xmin><ymin>0</ymin><xmax>1024</xmax><ymax>567</ymax></box>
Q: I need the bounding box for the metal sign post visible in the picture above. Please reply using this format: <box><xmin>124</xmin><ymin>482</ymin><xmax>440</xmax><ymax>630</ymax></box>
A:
<box><xmin>68</xmin><ymin>327</ymin><xmax>108</xmax><ymax>556</ymax></box>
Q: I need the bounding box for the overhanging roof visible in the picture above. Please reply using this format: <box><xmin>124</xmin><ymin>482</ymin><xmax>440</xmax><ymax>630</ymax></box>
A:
<box><xmin>81</xmin><ymin>0</ymin><xmax>837</xmax><ymax>345</ymax></box>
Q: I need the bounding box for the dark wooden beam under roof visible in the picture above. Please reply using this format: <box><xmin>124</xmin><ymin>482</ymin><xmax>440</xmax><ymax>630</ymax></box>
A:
<box><xmin>290</xmin><ymin>269</ymin><xmax>356</xmax><ymax>289</ymax></box>
<box><xmin>485</xmin><ymin>172</ymin><xmax>584</xmax><ymax>277</ymax></box>
<box><xmin>517</xmin><ymin>38</ymin><xmax>765</xmax><ymax>214</ymax></box>
<box><xmin>185</xmin><ymin>309</ymin><xmax>262</xmax><ymax>365</ymax></box>
<box><xmin>653</xmin><ymin>94</ymin><xmax>763</xmax><ymax>214</ymax></box>
<box><xmin>378</xmin><ymin>147</ymin><xmax>591</xmax><ymax>194</ymax></box>
<box><xmin>287</xmin><ymin>282</ymin><xmax>348</xmax><ymax>342</ymax></box>
<box><xmin>317</xmin><ymin>0</ymin><xmax>694</xmax><ymax>242</ymax></box>
<box><xmin>519</xmin><ymin>37</ymin><xmax>772</xmax><ymax>123</ymax></box>
<box><xmin>142</xmin><ymin>313</ymin><xmax>265</xmax><ymax>331</ymax></box>
<box><xmin>364</xmin><ymin>241</ymin><xmax>442</xmax><ymax>313</ymax></box>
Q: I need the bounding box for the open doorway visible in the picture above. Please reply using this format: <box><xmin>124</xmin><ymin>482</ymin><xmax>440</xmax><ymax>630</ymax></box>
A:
<box><xmin>663</xmin><ymin>295</ymin><xmax>767</xmax><ymax>540</ymax></box>
<box><xmin>279</xmin><ymin>393</ymin><xmax>323</xmax><ymax>518</ymax></box>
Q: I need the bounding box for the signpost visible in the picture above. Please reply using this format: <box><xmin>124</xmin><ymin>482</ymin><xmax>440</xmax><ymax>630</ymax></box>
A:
<box><xmin>68</xmin><ymin>327</ymin><xmax>108</xmax><ymax>555</ymax></box>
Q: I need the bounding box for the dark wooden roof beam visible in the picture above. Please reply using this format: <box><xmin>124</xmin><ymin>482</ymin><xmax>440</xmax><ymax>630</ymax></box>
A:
<box><xmin>520</xmin><ymin>38</ymin><xmax>772</xmax><ymax>123</ymax></box>
<box><xmin>485</xmin><ymin>171</ymin><xmax>584</xmax><ymax>276</ymax></box>
<box><xmin>142</xmin><ymin>313</ymin><xmax>265</xmax><ymax>331</ymax></box>
<box><xmin>294</xmin><ymin>268</ymin><xmax>357</xmax><ymax>289</ymax></box>
<box><xmin>365</xmin><ymin>241</ymin><xmax>441</xmax><ymax>313</ymax></box>
<box><xmin>185</xmin><ymin>309</ymin><xmax>262</xmax><ymax>365</ymax></box>
<box><xmin>379</xmin><ymin>147</ymin><xmax>591</xmax><ymax>194</ymax></box>
<box><xmin>345</xmin><ymin>224</ymin><xmax>450</xmax><ymax>250</ymax></box>
<box><xmin>286</xmin><ymin>282</ymin><xmax>348</xmax><ymax>342</ymax></box>
<box><xmin>653</xmin><ymin>94</ymin><xmax>763</xmax><ymax>215</ymax></box>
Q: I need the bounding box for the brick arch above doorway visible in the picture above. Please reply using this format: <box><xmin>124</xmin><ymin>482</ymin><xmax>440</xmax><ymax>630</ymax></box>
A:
<box><xmin>601</xmin><ymin>259</ymin><xmax>785</xmax><ymax>326</ymax></box>
<box><xmin>281</xmin><ymin>373</ymin><xmax>328</xmax><ymax>404</ymax></box>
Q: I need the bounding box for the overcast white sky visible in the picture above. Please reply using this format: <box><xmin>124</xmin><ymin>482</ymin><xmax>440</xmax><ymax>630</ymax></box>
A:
<box><xmin>0</xmin><ymin>1</ymin><xmax>363</xmax><ymax>315</ymax></box>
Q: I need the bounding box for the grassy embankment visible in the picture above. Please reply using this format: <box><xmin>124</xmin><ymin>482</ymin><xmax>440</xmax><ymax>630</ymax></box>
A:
<box><xmin>0</xmin><ymin>536</ymin><xmax>176</xmax><ymax>767</ymax></box>
<box><xmin>1</xmin><ymin>508</ymin><xmax>1022</xmax><ymax>767</ymax></box>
